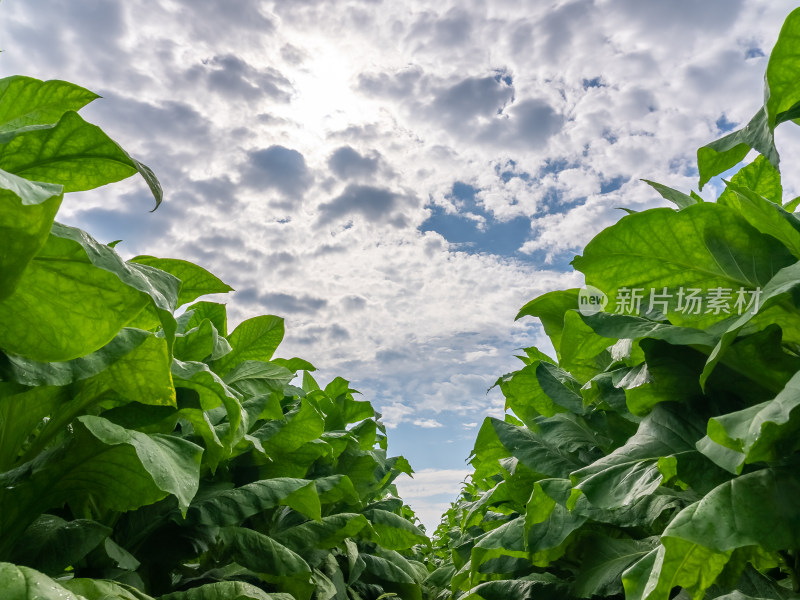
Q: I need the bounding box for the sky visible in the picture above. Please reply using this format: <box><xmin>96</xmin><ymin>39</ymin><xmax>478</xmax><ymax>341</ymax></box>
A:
<box><xmin>2</xmin><ymin>0</ymin><xmax>800</xmax><ymax>531</ymax></box>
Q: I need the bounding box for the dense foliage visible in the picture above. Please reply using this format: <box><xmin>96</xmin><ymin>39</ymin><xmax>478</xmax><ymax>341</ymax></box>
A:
<box><xmin>0</xmin><ymin>76</ymin><xmax>429</xmax><ymax>599</ymax></box>
<box><xmin>426</xmin><ymin>8</ymin><xmax>800</xmax><ymax>600</ymax></box>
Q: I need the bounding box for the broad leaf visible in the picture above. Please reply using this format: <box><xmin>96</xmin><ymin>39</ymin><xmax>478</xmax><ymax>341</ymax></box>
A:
<box><xmin>0</xmin><ymin>76</ymin><xmax>98</xmax><ymax>131</ymax></box>
<box><xmin>0</xmin><ymin>168</ymin><xmax>62</xmax><ymax>301</ymax></box>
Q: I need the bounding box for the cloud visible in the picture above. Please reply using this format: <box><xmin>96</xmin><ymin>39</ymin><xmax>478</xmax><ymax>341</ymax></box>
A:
<box><xmin>185</xmin><ymin>54</ymin><xmax>293</xmax><ymax>102</ymax></box>
<box><xmin>240</xmin><ymin>145</ymin><xmax>314</xmax><ymax>198</ymax></box>
<box><xmin>432</xmin><ymin>74</ymin><xmax>515</xmax><ymax>125</ymax></box>
<box><xmin>317</xmin><ymin>184</ymin><xmax>418</xmax><ymax>227</ymax></box>
<box><xmin>479</xmin><ymin>98</ymin><xmax>565</xmax><ymax>150</ymax></box>
<box><xmin>328</xmin><ymin>146</ymin><xmax>382</xmax><ymax>179</ymax></box>
<box><xmin>234</xmin><ymin>291</ymin><xmax>328</xmax><ymax>314</ymax></box>
<box><xmin>394</xmin><ymin>469</ymin><xmax>471</xmax><ymax>497</ymax></box>
<box><xmin>381</xmin><ymin>402</ymin><xmax>416</xmax><ymax>429</ymax></box>
<box><xmin>412</xmin><ymin>418</ymin><xmax>443</xmax><ymax>429</ymax></box>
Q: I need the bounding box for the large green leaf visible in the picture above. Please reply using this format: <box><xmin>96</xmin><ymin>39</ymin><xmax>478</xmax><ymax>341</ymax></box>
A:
<box><xmin>159</xmin><ymin>581</ymin><xmax>293</xmax><ymax>600</ymax></box>
<box><xmin>642</xmin><ymin>179</ymin><xmax>700</xmax><ymax>209</ymax></box>
<box><xmin>0</xmin><ymin>416</ymin><xmax>202</xmax><ymax>555</ymax></box>
<box><xmin>719</xmin><ymin>155</ymin><xmax>783</xmax><ymax>204</ymax></box>
<box><xmin>622</xmin><ymin>539</ymin><xmax>731</xmax><ymax>600</ymax></box>
<box><xmin>700</xmin><ymin>260</ymin><xmax>800</xmax><ymax>386</ymax></box>
<box><xmin>63</xmin><ymin>579</ymin><xmax>154</xmax><ymax>599</ymax></box>
<box><xmin>0</xmin><ymin>168</ymin><xmax>62</xmax><ymax>301</ymax></box>
<box><xmin>697</xmin><ymin>108</ymin><xmax>777</xmax><ymax>190</ymax></box>
<box><xmin>0</xmin><ymin>384</ymin><xmax>65</xmax><ymax>471</ymax></box>
<box><xmin>572</xmin><ymin>534</ymin><xmax>659</xmax><ymax>598</ymax></box>
<box><xmin>663</xmin><ymin>467</ymin><xmax>800</xmax><ymax>553</ymax></box>
<box><xmin>363</xmin><ymin>508</ymin><xmax>429</xmax><ymax>550</ymax></box>
<box><xmin>0</xmin><ymin>562</ymin><xmax>86</xmax><ymax>600</ymax></box>
<box><xmin>699</xmin><ymin>371</ymin><xmax>800</xmax><ymax>473</ymax></box>
<box><xmin>470</xmin><ymin>417</ymin><xmax>584</xmax><ymax>482</ymax></box>
<box><xmin>130</xmin><ymin>256</ymin><xmax>233</xmax><ymax>307</ymax></box>
<box><xmin>9</xmin><ymin>514</ymin><xmax>111</xmax><ymax>576</ymax></box>
<box><xmin>572</xmin><ymin>204</ymin><xmax>794</xmax><ymax>328</ymax></box>
<box><xmin>718</xmin><ymin>181</ymin><xmax>800</xmax><ymax>259</ymax></box>
<box><xmin>273</xmin><ymin>513</ymin><xmax>370</xmax><ymax>552</ymax></box>
<box><xmin>571</xmin><ymin>403</ymin><xmax>708</xmax><ymax>508</ymax></box>
<box><xmin>463</xmin><ymin>578</ymin><xmax>569</xmax><ymax>600</ymax></box>
<box><xmin>0</xmin><ymin>222</ymin><xmax>179</xmax><ymax>361</ymax></box>
<box><xmin>211</xmin><ymin>315</ymin><xmax>285</xmax><ymax>376</ymax></box>
<box><xmin>0</xmin><ymin>110</ymin><xmax>161</xmax><ymax>205</ymax></box>
<box><xmin>765</xmin><ymin>7</ymin><xmax>800</xmax><ymax>128</ymax></box>
<box><xmin>515</xmin><ymin>289</ymin><xmax>579</xmax><ymax>356</ymax></box>
<box><xmin>497</xmin><ymin>361</ymin><xmax>566</xmax><ymax>424</ymax></box>
<box><xmin>217</xmin><ymin>527</ymin><xmax>313</xmax><ymax>590</ymax></box>
<box><xmin>0</xmin><ymin>76</ymin><xmax>98</xmax><ymax>132</ymax></box>
<box><xmin>187</xmin><ymin>477</ymin><xmax>321</xmax><ymax>525</ymax></box>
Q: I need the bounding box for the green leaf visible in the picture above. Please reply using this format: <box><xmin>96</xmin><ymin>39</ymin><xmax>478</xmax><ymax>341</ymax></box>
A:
<box><xmin>0</xmin><ymin>168</ymin><xmax>62</xmax><ymax>301</ymax></box>
<box><xmin>558</xmin><ymin>311</ymin><xmax>613</xmax><ymax>382</ymax></box>
<box><xmin>470</xmin><ymin>417</ymin><xmax>584</xmax><ymax>482</ymax></box>
<box><xmin>572</xmin><ymin>204</ymin><xmax>794</xmax><ymax>329</ymax></box>
<box><xmin>174</xmin><ymin>318</ymin><xmax>232</xmax><ymax>363</ymax></box>
<box><xmin>130</xmin><ymin>256</ymin><xmax>233</xmax><ymax>307</ymax></box>
<box><xmin>187</xmin><ymin>477</ymin><xmax>321</xmax><ymax>525</ymax></box>
<box><xmin>580</xmin><ymin>312</ymin><xmax>716</xmax><ymax>347</ymax></box>
<box><xmin>765</xmin><ymin>8</ymin><xmax>800</xmax><ymax>128</ymax></box>
<box><xmin>0</xmin><ymin>222</ymin><xmax>179</xmax><ymax>361</ymax></box>
<box><xmin>363</xmin><ymin>508</ymin><xmax>429</xmax><ymax>550</ymax></box>
<box><xmin>62</xmin><ymin>579</ymin><xmax>155</xmax><ymax>600</ymax></box>
<box><xmin>0</xmin><ymin>76</ymin><xmax>99</xmax><ymax>132</ymax></box>
<box><xmin>700</xmin><ymin>371</ymin><xmax>800</xmax><ymax>474</ymax></box>
<box><xmin>622</xmin><ymin>539</ymin><xmax>731</xmax><ymax>600</ymax></box>
<box><xmin>697</xmin><ymin>108</ymin><xmax>776</xmax><ymax>190</ymax></box>
<box><xmin>664</xmin><ymin>467</ymin><xmax>800</xmax><ymax>553</ymax></box>
<box><xmin>700</xmin><ymin>260</ymin><xmax>800</xmax><ymax>387</ymax></box>
<box><xmin>718</xmin><ymin>180</ymin><xmax>800</xmax><ymax>259</ymax></box>
<box><xmin>0</xmin><ymin>384</ymin><xmax>65</xmax><ymax>471</ymax></box>
<box><xmin>0</xmin><ymin>110</ymin><xmax>155</xmax><ymax>197</ymax></box>
<box><xmin>272</xmin><ymin>357</ymin><xmax>316</xmax><ymax>373</ymax></box>
<box><xmin>515</xmin><ymin>289</ymin><xmax>579</xmax><ymax>356</ymax></box>
<box><xmin>217</xmin><ymin>526</ymin><xmax>312</xmax><ymax>581</ymax></box>
<box><xmin>0</xmin><ymin>416</ymin><xmax>202</xmax><ymax>555</ymax></box>
<box><xmin>571</xmin><ymin>403</ymin><xmax>707</xmax><ymax>508</ymax></box>
<box><xmin>252</xmin><ymin>397</ymin><xmax>325</xmax><ymax>455</ymax></box>
<box><xmin>642</xmin><ymin>179</ymin><xmax>699</xmax><ymax>209</ymax></box>
<box><xmin>9</xmin><ymin>514</ymin><xmax>111</xmax><ymax>576</ymax></box>
<box><xmin>360</xmin><ymin>552</ymin><xmax>418</xmax><ymax>584</ymax></box>
<box><xmin>535</xmin><ymin>361</ymin><xmax>584</xmax><ymax>414</ymax></box>
<box><xmin>0</xmin><ymin>563</ymin><xmax>85</xmax><ymax>600</ymax></box>
<box><xmin>571</xmin><ymin>534</ymin><xmax>659</xmax><ymax>598</ymax></box>
<box><xmin>184</xmin><ymin>301</ymin><xmax>228</xmax><ymax>337</ymax></box>
<box><xmin>720</xmin><ymin>155</ymin><xmax>783</xmax><ymax>204</ymax></box>
<box><xmin>463</xmin><ymin>578</ymin><xmax>569</xmax><ymax>600</ymax></box>
<box><xmin>274</xmin><ymin>513</ymin><xmax>370</xmax><ymax>552</ymax></box>
<box><xmin>497</xmin><ymin>361</ymin><xmax>565</xmax><ymax>425</ymax></box>
<box><xmin>211</xmin><ymin>315</ymin><xmax>285</xmax><ymax>376</ymax></box>
<box><xmin>159</xmin><ymin>581</ymin><xmax>291</xmax><ymax>600</ymax></box>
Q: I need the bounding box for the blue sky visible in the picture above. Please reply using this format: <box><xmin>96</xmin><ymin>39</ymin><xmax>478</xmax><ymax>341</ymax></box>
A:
<box><xmin>2</xmin><ymin>0</ymin><xmax>800</xmax><ymax>530</ymax></box>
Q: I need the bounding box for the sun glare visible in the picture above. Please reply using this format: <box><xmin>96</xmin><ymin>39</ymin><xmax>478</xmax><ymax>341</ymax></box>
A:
<box><xmin>286</xmin><ymin>42</ymin><xmax>375</xmax><ymax>139</ymax></box>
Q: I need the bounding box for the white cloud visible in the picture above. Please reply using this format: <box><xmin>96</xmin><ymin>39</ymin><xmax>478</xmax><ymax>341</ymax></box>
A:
<box><xmin>394</xmin><ymin>469</ymin><xmax>471</xmax><ymax>498</ymax></box>
<box><xmin>412</xmin><ymin>418</ymin><xmax>443</xmax><ymax>429</ymax></box>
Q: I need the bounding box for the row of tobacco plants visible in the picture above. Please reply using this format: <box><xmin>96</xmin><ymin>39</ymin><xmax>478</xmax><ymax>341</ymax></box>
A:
<box><xmin>0</xmin><ymin>76</ymin><xmax>431</xmax><ymax>598</ymax></box>
<box><xmin>426</xmin><ymin>8</ymin><xmax>800</xmax><ymax>600</ymax></box>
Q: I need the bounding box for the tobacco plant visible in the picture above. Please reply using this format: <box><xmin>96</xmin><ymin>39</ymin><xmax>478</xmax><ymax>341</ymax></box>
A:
<box><xmin>427</xmin><ymin>8</ymin><xmax>800</xmax><ymax>600</ymax></box>
<box><xmin>0</xmin><ymin>76</ymin><xmax>429</xmax><ymax>599</ymax></box>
